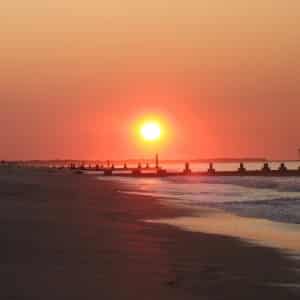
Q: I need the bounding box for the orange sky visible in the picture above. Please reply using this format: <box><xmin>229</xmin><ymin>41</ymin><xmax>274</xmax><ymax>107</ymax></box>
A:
<box><xmin>1</xmin><ymin>1</ymin><xmax>300</xmax><ymax>160</ymax></box>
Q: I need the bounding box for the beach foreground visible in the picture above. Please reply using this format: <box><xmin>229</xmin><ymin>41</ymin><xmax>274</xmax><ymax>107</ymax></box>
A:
<box><xmin>0</xmin><ymin>166</ymin><xmax>299</xmax><ymax>299</ymax></box>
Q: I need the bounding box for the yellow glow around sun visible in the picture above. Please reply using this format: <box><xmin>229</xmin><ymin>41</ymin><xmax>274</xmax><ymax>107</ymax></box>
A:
<box><xmin>140</xmin><ymin>121</ymin><xmax>161</xmax><ymax>141</ymax></box>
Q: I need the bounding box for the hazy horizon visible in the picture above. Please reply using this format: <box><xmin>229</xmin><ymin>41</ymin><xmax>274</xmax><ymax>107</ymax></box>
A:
<box><xmin>3</xmin><ymin>157</ymin><xmax>298</xmax><ymax>164</ymax></box>
<box><xmin>1</xmin><ymin>1</ymin><xmax>300</xmax><ymax>160</ymax></box>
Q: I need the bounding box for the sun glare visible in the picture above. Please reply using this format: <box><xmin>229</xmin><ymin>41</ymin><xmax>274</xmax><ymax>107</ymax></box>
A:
<box><xmin>140</xmin><ymin>122</ymin><xmax>161</xmax><ymax>141</ymax></box>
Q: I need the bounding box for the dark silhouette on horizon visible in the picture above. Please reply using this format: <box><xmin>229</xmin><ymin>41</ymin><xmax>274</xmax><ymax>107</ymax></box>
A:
<box><xmin>238</xmin><ymin>163</ymin><xmax>246</xmax><ymax>173</ymax></box>
<box><xmin>208</xmin><ymin>163</ymin><xmax>216</xmax><ymax>174</ymax></box>
<box><xmin>262</xmin><ymin>163</ymin><xmax>271</xmax><ymax>173</ymax></box>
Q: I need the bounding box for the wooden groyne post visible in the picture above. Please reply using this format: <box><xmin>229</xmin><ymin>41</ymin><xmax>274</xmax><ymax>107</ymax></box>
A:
<box><xmin>208</xmin><ymin>163</ymin><xmax>215</xmax><ymax>174</ymax></box>
<box><xmin>183</xmin><ymin>162</ymin><xmax>192</xmax><ymax>175</ymax></box>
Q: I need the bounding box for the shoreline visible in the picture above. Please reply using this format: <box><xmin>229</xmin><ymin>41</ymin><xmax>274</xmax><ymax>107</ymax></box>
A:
<box><xmin>0</xmin><ymin>166</ymin><xmax>299</xmax><ymax>299</ymax></box>
<box><xmin>146</xmin><ymin>211</ymin><xmax>300</xmax><ymax>256</ymax></box>
<box><xmin>102</xmin><ymin>175</ymin><xmax>300</xmax><ymax>255</ymax></box>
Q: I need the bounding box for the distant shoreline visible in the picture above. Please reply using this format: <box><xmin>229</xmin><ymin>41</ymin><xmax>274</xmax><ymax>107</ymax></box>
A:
<box><xmin>1</xmin><ymin>158</ymin><xmax>272</xmax><ymax>164</ymax></box>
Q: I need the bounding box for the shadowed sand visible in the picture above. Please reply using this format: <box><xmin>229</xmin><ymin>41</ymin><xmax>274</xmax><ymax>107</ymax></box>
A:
<box><xmin>0</xmin><ymin>166</ymin><xmax>299</xmax><ymax>299</ymax></box>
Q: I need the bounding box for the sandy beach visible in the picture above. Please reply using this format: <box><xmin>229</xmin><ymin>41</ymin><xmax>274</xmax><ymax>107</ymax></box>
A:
<box><xmin>0</xmin><ymin>166</ymin><xmax>299</xmax><ymax>299</ymax></box>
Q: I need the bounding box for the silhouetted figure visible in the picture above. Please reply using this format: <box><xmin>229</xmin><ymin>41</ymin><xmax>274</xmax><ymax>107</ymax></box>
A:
<box><xmin>238</xmin><ymin>163</ymin><xmax>246</xmax><ymax>173</ymax></box>
<box><xmin>208</xmin><ymin>163</ymin><xmax>215</xmax><ymax>174</ymax></box>
<box><xmin>95</xmin><ymin>164</ymin><xmax>100</xmax><ymax>170</ymax></box>
<box><xmin>183</xmin><ymin>162</ymin><xmax>192</xmax><ymax>175</ymax></box>
<box><xmin>137</xmin><ymin>163</ymin><xmax>142</xmax><ymax>169</ymax></box>
<box><xmin>111</xmin><ymin>164</ymin><xmax>115</xmax><ymax>170</ymax></box>
<box><xmin>279</xmin><ymin>163</ymin><xmax>287</xmax><ymax>172</ymax></box>
<box><xmin>262</xmin><ymin>163</ymin><xmax>271</xmax><ymax>173</ymax></box>
<box><xmin>124</xmin><ymin>163</ymin><xmax>127</xmax><ymax>169</ymax></box>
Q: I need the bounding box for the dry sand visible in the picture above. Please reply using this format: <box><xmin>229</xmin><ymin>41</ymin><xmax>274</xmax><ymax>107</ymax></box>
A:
<box><xmin>0</xmin><ymin>165</ymin><xmax>299</xmax><ymax>299</ymax></box>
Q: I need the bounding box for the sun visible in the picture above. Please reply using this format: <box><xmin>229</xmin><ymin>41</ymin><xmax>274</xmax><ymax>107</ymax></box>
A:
<box><xmin>140</xmin><ymin>121</ymin><xmax>161</xmax><ymax>141</ymax></box>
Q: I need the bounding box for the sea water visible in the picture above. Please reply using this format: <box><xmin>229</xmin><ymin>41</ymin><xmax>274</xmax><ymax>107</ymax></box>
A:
<box><xmin>99</xmin><ymin>174</ymin><xmax>300</xmax><ymax>253</ymax></box>
<box><xmin>115</xmin><ymin>176</ymin><xmax>300</xmax><ymax>224</ymax></box>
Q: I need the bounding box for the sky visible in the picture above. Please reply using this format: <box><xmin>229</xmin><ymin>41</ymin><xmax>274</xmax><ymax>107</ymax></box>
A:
<box><xmin>1</xmin><ymin>1</ymin><xmax>300</xmax><ymax>160</ymax></box>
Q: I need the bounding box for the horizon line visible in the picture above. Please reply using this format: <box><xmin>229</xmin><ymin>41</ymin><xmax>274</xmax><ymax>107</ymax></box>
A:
<box><xmin>5</xmin><ymin>157</ymin><xmax>300</xmax><ymax>164</ymax></box>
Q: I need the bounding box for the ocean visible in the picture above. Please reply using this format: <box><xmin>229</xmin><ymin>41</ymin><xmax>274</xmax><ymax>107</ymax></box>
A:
<box><xmin>98</xmin><ymin>169</ymin><xmax>300</xmax><ymax>253</ymax></box>
<box><xmin>117</xmin><ymin>176</ymin><xmax>300</xmax><ymax>224</ymax></box>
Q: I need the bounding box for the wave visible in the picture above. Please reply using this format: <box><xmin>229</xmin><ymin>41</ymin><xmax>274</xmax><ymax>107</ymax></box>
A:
<box><xmin>99</xmin><ymin>175</ymin><xmax>300</xmax><ymax>224</ymax></box>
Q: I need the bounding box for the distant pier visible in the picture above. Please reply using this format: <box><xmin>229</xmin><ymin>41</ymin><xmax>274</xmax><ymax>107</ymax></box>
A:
<box><xmin>10</xmin><ymin>159</ymin><xmax>300</xmax><ymax>177</ymax></box>
<box><xmin>71</xmin><ymin>161</ymin><xmax>300</xmax><ymax>177</ymax></box>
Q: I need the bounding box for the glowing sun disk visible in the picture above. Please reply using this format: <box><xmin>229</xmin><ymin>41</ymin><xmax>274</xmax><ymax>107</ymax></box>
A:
<box><xmin>140</xmin><ymin>122</ymin><xmax>161</xmax><ymax>141</ymax></box>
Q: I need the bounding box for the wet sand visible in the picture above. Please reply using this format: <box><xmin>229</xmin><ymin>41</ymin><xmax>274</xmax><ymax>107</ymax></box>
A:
<box><xmin>0</xmin><ymin>166</ymin><xmax>299</xmax><ymax>299</ymax></box>
<box><xmin>147</xmin><ymin>211</ymin><xmax>300</xmax><ymax>254</ymax></box>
